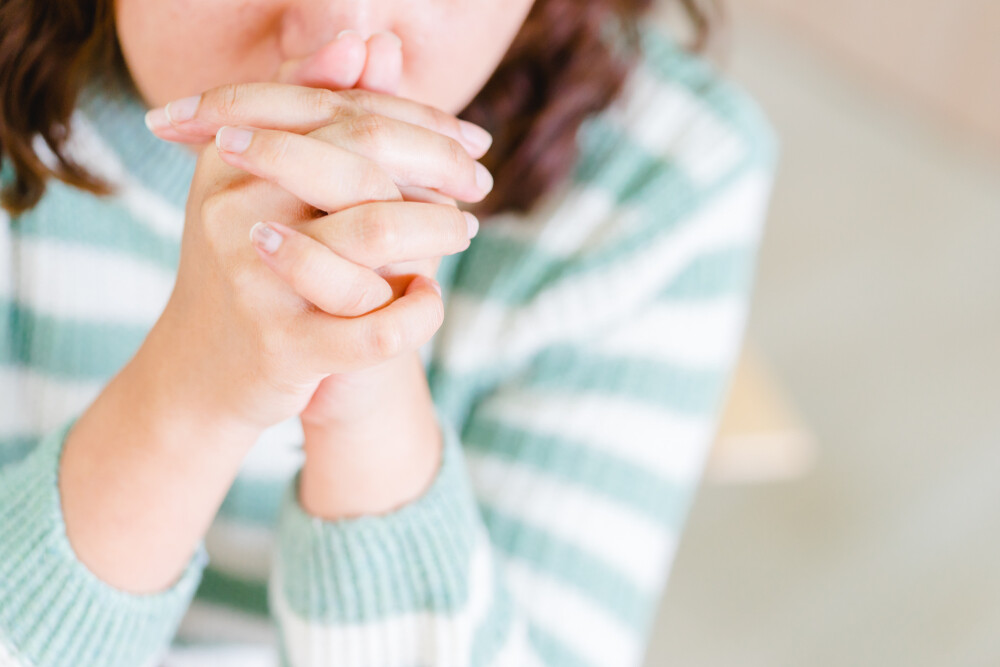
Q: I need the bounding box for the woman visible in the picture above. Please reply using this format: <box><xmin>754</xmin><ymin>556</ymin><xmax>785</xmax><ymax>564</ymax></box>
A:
<box><xmin>0</xmin><ymin>0</ymin><xmax>778</xmax><ymax>664</ymax></box>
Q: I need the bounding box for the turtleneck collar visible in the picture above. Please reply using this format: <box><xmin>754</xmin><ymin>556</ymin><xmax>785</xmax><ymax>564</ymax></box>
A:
<box><xmin>74</xmin><ymin>69</ymin><xmax>198</xmax><ymax>212</ymax></box>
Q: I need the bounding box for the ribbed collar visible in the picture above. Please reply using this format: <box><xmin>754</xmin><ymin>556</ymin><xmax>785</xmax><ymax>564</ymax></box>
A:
<box><xmin>75</xmin><ymin>69</ymin><xmax>197</xmax><ymax>212</ymax></box>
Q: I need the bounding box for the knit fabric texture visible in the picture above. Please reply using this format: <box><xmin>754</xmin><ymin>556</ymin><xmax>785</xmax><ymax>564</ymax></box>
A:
<box><xmin>0</xmin><ymin>21</ymin><xmax>778</xmax><ymax>667</ymax></box>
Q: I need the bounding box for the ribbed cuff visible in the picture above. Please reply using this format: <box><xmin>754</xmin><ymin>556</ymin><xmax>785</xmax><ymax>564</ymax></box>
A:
<box><xmin>272</xmin><ymin>407</ymin><xmax>481</xmax><ymax>623</ymax></box>
<box><xmin>0</xmin><ymin>414</ymin><xmax>210</xmax><ymax>667</ymax></box>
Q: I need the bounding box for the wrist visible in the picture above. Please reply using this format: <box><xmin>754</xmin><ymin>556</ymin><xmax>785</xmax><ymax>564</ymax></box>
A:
<box><xmin>134</xmin><ymin>317</ymin><xmax>264</xmax><ymax>450</ymax></box>
<box><xmin>57</xmin><ymin>326</ymin><xmax>262</xmax><ymax>593</ymax></box>
<box><xmin>299</xmin><ymin>413</ymin><xmax>443</xmax><ymax>520</ymax></box>
<box><xmin>298</xmin><ymin>352</ymin><xmax>444</xmax><ymax>520</ymax></box>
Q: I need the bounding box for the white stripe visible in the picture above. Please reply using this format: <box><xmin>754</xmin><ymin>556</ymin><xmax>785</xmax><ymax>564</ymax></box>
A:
<box><xmin>6</xmin><ymin>235</ymin><xmax>175</xmax><ymax>324</ymax></box>
<box><xmin>502</xmin><ymin>558</ymin><xmax>640</xmax><ymax>667</ymax></box>
<box><xmin>475</xmin><ymin>181</ymin><xmax>621</xmax><ymax>257</ymax></box>
<box><xmin>160</xmin><ymin>644</ymin><xmax>278</xmax><ymax>667</ymax></box>
<box><xmin>606</xmin><ymin>62</ymin><xmax>749</xmax><ymax>187</ymax></box>
<box><xmin>0</xmin><ymin>371</ymin><xmax>302</xmax><ymax>480</ymax></box>
<box><xmin>238</xmin><ymin>416</ymin><xmax>304</xmax><ymax>481</ymax></box>
<box><xmin>204</xmin><ymin>518</ymin><xmax>276</xmax><ymax>580</ymax></box>
<box><xmin>0</xmin><ymin>638</ymin><xmax>32</xmax><ymax>667</ymax></box>
<box><xmin>0</xmin><ymin>207</ymin><xmax>12</xmax><ymax>300</ymax></box>
<box><xmin>439</xmin><ymin>170</ymin><xmax>772</xmax><ymax>375</ymax></box>
<box><xmin>464</xmin><ymin>451</ymin><xmax>674</xmax><ymax>592</ymax></box>
<box><xmin>0</xmin><ymin>366</ymin><xmax>100</xmax><ymax>437</ymax></box>
<box><xmin>488</xmin><ymin>614</ymin><xmax>547</xmax><ymax>667</ymax></box>
<box><xmin>475</xmin><ymin>389</ymin><xmax>713</xmax><ymax>482</ymax></box>
<box><xmin>596</xmin><ymin>296</ymin><xmax>750</xmax><ymax>367</ymax></box>
<box><xmin>175</xmin><ymin>599</ymin><xmax>277</xmax><ymax>646</ymax></box>
<box><xmin>270</xmin><ymin>528</ymin><xmax>497</xmax><ymax>666</ymax></box>
<box><xmin>64</xmin><ymin>111</ymin><xmax>186</xmax><ymax>241</ymax></box>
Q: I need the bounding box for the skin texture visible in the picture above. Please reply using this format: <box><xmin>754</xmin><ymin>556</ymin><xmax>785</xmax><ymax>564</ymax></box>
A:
<box><xmin>57</xmin><ymin>3</ymin><xmax>536</xmax><ymax>594</ymax></box>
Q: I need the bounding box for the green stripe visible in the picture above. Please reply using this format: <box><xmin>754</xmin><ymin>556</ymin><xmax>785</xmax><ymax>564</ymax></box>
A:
<box><xmin>637</xmin><ymin>23</ymin><xmax>780</xmax><ymax>166</ymax></box>
<box><xmin>13</xmin><ymin>179</ymin><xmax>179</xmax><ymax>271</ymax></box>
<box><xmin>514</xmin><ymin>343</ymin><xmax>730</xmax><ymax>415</ymax></box>
<box><xmin>78</xmin><ymin>69</ymin><xmax>197</xmax><ymax>210</ymax></box>
<box><xmin>480</xmin><ymin>504</ymin><xmax>654</xmax><ymax>633</ymax></box>
<box><xmin>660</xmin><ymin>244</ymin><xmax>757</xmax><ymax>300</ymax></box>
<box><xmin>0</xmin><ymin>434</ymin><xmax>37</xmax><ymax>468</ymax></box>
<box><xmin>217</xmin><ymin>475</ymin><xmax>288</xmax><ymax>526</ymax></box>
<box><xmin>0</xmin><ymin>302</ymin><xmax>146</xmax><ymax>380</ymax></box>
<box><xmin>431</xmin><ymin>339</ymin><xmax>735</xmax><ymax>437</ymax></box>
<box><xmin>464</xmin><ymin>416</ymin><xmax>694</xmax><ymax>530</ymax></box>
<box><xmin>194</xmin><ymin>565</ymin><xmax>270</xmax><ymax>618</ymax></box>
<box><xmin>446</xmin><ymin>233</ymin><xmax>561</xmax><ymax>305</ymax></box>
<box><xmin>570</xmin><ymin>117</ymin><xmax>712</xmax><ymax>266</ymax></box>
<box><xmin>574</xmin><ymin>118</ymin><xmax>697</xmax><ymax>213</ymax></box>
<box><xmin>0</xmin><ymin>157</ymin><xmax>15</xmax><ymax>191</ymax></box>
<box><xmin>450</xmin><ymin>54</ymin><xmax>772</xmax><ymax>308</ymax></box>
<box><xmin>527</xmin><ymin>622</ymin><xmax>593</xmax><ymax>667</ymax></box>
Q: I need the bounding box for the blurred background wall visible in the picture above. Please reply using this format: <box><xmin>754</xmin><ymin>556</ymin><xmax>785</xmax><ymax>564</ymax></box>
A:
<box><xmin>643</xmin><ymin>1</ymin><xmax>1000</xmax><ymax>664</ymax></box>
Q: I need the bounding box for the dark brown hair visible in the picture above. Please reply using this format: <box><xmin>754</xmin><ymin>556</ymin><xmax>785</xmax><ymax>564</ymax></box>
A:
<box><xmin>0</xmin><ymin>0</ymin><xmax>722</xmax><ymax>219</ymax></box>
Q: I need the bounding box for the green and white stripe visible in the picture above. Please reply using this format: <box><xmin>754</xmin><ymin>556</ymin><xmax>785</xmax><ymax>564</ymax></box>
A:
<box><xmin>0</xmin><ymin>19</ymin><xmax>778</xmax><ymax>667</ymax></box>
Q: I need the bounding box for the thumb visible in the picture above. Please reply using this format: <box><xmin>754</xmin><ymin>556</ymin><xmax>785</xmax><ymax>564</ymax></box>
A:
<box><xmin>405</xmin><ymin>274</ymin><xmax>442</xmax><ymax>299</ymax></box>
<box><xmin>277</xmin><ymin>30</ymin><xmax>367</xmax><ymax>88</ymax></box>
<box><xmin>356</xmin><ymin>31</ymin><xmax>403</xmax><ymax>95</ymax></box>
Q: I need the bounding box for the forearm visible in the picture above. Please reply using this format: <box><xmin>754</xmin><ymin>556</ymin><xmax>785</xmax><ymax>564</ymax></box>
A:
<box><xmin>298</xmin><ymin>351</ymin><xmax>443</xmax><ymax>520</ymax></box>
<box><xmin>59</xmin><ymin>319</ymin><xmax>262</xmax><ymax>594</ymax></box>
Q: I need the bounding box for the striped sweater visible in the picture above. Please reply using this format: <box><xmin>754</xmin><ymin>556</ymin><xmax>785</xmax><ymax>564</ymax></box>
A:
<box><xmin>0</xmin><ymin>22</ymin><xmax>778</xmax><ymax>667</ymax></box>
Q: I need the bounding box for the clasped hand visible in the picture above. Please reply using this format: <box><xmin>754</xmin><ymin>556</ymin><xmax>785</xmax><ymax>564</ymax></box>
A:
<box><xmin>145</xmin><ymin>29</ymin><xmax>492</xmax><ymax>433</ymax></box>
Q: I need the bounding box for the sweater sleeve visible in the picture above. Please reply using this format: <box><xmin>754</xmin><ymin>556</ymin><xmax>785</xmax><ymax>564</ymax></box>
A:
<box><xmin>0</xmin><ymin>413</ymin><xmax>210</xmax><ymax>667</ymax></box>
<box><xmin>266</xmin><ymin>81</ymin><xmax>780</xmax><ymax>663</ymax></box>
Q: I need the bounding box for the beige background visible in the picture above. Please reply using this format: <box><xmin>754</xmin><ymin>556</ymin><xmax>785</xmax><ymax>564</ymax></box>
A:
<box><xmin>739</xmin><ymin>0</ymin><xmax>1000</xmax><ymax>150</ymax></box>
<box><xmin>643</xmin><ymin>2</ymin><xmax>1000</xmax><ymax>665</ymax></box>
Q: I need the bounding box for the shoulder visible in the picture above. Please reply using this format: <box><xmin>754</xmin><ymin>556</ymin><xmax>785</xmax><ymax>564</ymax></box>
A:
<box><xmin>573</xmin><ymin>20</ymin><xmax>779</xmax><ymax>209</ymax></box>
<box><xmin>473</xmin><ymin>23</ymin><xmax>779</xmax><ymax>267</ymax></box>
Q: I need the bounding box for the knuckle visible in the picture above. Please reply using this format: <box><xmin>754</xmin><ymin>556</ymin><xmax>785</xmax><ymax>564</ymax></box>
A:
<box><xmin>214</xmin><ymin>83</ymin><xmax>245</xmax><ymax>118</ymax></box>
<box><xmin>312</xmin><ymin>88</ymin><xmax>355</xmax><ymax>123</ymax></box>
<box><xmin>259</xmin><ymin>130</ymin><xmax>294</xmax><ymax>164</ymax></box>
<box><xmin>284</xmin><ymin>247</ymin><xmax>322</xmax><ymax>292</ymax></box>
<box><xmin>354</xmin><ymin>163</ymin><xmax>394</xmax><ymax>199</ymax></box>
<box><xmin>257</xmin><ymin>325</ymin><xmax>292</xmax><ymax>376</ymax></box>
<box><xmin>349</xmin><ymin>113</ymin><xmax>388</xmax><ymax>150</ymax></box>
<box><xmin>360</xmin><ymin>213</ymin><xmax>399</xmax><ymax>257</ymax></box>
<box><xmin>367</xmin><ymin>318</ymin><xmax>403</xmax><ymax>359</ymax></box>
<box><xmin>338</xmin><ymin>87</ymin><xmax>372</xmax><ymax>109</ymax></box>
<box><xmin>199</xmin><ymin>191</ymin><xmax>227</xmax><ymax>224</ymax></box>
<box><xmin>341</xmin><ymin>280</ymin><xmax>377</xmax><ymax>316</ymax></box>
<box><xmin>229</xmin><ymin>265</ymin><xmax>259</xmax><ymax>303</ymax></box>
<box><xmin>198</xmin><ymin>193</ymin><xmax>232</xmax><ymax>250</ymax></box>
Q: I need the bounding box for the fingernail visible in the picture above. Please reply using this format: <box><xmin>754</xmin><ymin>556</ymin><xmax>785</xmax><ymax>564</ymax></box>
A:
<box><xmin>474</xmin><ymin>163</ymin><xmax>493</xmax><ymax>195</ymax></box>
<box><xmin>164</xmin><ymin>95</ymin><xmax>201</xmax><ymax>124</ymax></box>
<box><xmin>373</xmin><ymin>31</ymin><xmax>402</xmax><ymax>49</ymax></box>
<box><xmin>458</xmin><ymin>120</ymin><xmax>493</xmax><ymax>154</ymax></box>
<box><xmin>250</xmin><ymin>222</ymin><xmax>283</xmax><ymax>253</ymax></box>
<box><xmin>216</xmin><ymin>126</ymin><xmax>253</xmax><ymax>154</ymax></box>
<box><xmin>463</xmin><ymin>211</ymin><xmax>479</xmax><ymax>239</ymax></box>
<box><xmin>337</xmin><ymin>29</ymin><xmax>360</xmax><ymax>40</ymax></box>
<box><xmin>144</xmin><ymin>107</ymin><xmax>170</xmax><ymax>133</ymax></box>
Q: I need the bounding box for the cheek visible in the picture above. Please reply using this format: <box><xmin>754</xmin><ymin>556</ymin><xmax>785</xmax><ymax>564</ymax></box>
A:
<box><xmin>401</xmin><ymin>39</ymin><xmax>493</xmax><ymax>113</ymax></box>
<box><xmin>115</xmin><ymin>0</ymin><xmax>278</xmax><ymax>106</ymax></box>
<box><xmin>398</xmin><ymin>7</ymin><xmax>529</xmax><ymax>114</ymax></box>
